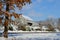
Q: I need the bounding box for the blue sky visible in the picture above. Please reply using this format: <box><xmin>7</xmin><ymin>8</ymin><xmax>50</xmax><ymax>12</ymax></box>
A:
<box><xmin>15</xmin><ymin>0</ymin><xmax>60</xmax><ymax>21</ymax></box>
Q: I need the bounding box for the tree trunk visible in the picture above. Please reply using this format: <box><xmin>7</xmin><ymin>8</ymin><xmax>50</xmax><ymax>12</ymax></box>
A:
<box><xmin>3</xmin><ymin>3</ymin><xmax>9</xmax><ymax>38</ymax></box>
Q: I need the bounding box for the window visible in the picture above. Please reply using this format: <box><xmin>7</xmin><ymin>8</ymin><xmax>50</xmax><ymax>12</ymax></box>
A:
<box><xmin>27</xmin><ymin>22</ymin><xmax>32</xmax><ymax>26</ymax></box>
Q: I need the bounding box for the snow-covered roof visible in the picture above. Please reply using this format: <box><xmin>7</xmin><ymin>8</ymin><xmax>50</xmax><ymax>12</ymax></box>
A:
<box><xmin>22</xmin><ymin>15</ymin><xmax>33</xmax><ymax>21</ymax></box>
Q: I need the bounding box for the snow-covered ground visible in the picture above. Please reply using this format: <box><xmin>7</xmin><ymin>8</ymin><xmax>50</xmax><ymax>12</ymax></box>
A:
<box><xmin>0</xmin><ymin>32</ymin><xmax>60</xmax><ymax>40</ymax></box>
<box><xmin>0</xmin><ymin>15</ymin><xmax>60</xmax><ymax>40</ymax></box>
